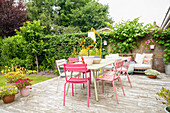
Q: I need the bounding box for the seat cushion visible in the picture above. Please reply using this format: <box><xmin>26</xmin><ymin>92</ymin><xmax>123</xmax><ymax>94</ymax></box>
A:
<box><xmin>134</xmin><ymin>64</ymin><xmax>151</xmax><ymax>68</ymax></box>
<box><xmin>143</xmin><ymin>53</ymin><xmax>153</xmax><ymax>59</ymax></box>
<box><xmin>143</xmin><ymin>58</ymin><xmax>152</xmax><ymax>64</ymax></box>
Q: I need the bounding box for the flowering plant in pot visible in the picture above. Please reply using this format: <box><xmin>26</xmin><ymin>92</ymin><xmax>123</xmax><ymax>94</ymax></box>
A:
<box><xmin>144</xmin><ymin>69</ymin><xmax>160</xmax><ymax>79</ymax></box>
<box><xmin>0</xmin><ymin>85</ymin><xmax>18</xmax><ymax>104</ymax></box>
<box><xmin>144</xmin><ymin>38</ymin><xmax>155</xmax><ymax>50</ymax></box>
<box><xmin>15</xmin><ymin>78</ymin><xmax>33</xmax><ymax>96</ymax></box>
<box><xmin>79</xmin><ymin>37</ymin><xmax>95</xmax><ymax>65</ymax></box>
<box><xmin>3</xmin><ymin>71</ymin><xmax>25</xmax><ymax>84</ymax></box>
<box><xmin>156</xmin><ymin>87</ymin><xmax>170</xmax><ymax>113</ymax></box>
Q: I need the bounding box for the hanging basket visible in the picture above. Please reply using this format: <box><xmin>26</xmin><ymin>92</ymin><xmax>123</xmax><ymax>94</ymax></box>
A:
<box><xmin>150</xmin><ymin>45</ymin><xmax>155</xmax><ymax>49</ymax></box>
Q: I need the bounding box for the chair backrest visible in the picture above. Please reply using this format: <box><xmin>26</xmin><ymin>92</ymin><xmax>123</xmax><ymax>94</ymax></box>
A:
<box><xmin>112</xmin><ymin>60</ymin><xmax>124</xmax><ymax>80</ymax></box>
<box><xmin>68</xmin><ymin>57</ymin><xmax>79</xmax><ymax>64</ymax></box>
<box><xmin>63</xmin><ymin>64</ymin><xmax>88</xmax><ymax>81</ymax></box>
<box><xmin>55</xmin><ymin>59</ymin><xmax>67</xmax><ymax>75</ymax></box>
<box><xmin>123</xmin><ymin>57</ymin><xmax>131</xmax><ymax>70</ymax></box>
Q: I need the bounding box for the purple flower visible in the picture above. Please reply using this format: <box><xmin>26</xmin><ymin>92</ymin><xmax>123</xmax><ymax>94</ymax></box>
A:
<box><xmin>145</xmin><ymin>41</ymin><xmax>147</xmax><ymax>44</ymax></box>
<box><xmin>49</xmin><ymin>69</ymin><xmax>53</xmax><ymax>73</ymax></box>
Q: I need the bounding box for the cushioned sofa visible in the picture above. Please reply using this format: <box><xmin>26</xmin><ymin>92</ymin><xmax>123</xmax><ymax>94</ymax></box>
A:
<box><xmin>133</xmin><ymin>53</ymin><xmax>153</xmax><ymax>73</ymax></box>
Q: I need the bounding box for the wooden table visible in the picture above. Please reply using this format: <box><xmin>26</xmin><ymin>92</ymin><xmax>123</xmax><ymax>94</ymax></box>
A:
<box><xmin>87</xmin><ymin>59</ymin><xmax>120</xmax><ymax>101</ymax></box>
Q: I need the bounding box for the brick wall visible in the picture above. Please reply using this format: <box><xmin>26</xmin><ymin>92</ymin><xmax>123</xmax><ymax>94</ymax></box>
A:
<box><xmin>132</xmin><ymin>32</ymin><xmax>165</xmax><ymax>72</ymax></box>
<box><xmin>107</xmin><ymin>32</ymin><xmax>165</xmax><ymax>72</ymax></box>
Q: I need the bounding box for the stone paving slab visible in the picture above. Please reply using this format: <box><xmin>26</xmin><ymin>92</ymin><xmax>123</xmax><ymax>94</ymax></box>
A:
<box><xmin>0</xmin><ymin>73</ymin><xmax>169</xmax><ymax>113</ymax></box>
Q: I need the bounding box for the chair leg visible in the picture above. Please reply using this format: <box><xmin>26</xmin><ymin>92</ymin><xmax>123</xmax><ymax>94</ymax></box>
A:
<box><xmin>72</xmin><ymin>83</ymin><xmax>74</xmax><ymax>96</ymax></box>
<box><xmin>56</xmin><ymin>76</ymin><xmax>61</xmax><ymax>93</ymax></box>
<box><xmin>63</xmin><ymin>83</ymin><xmax>67</xmax><ymax>106</ymax></box>
<box><xmin>126</xmin><ymin>71</ymin><xmax>132</xmax><ymax>88</ymax></box>
<box><xmin>89</xmin><ymin>81</ymin><xmax>91</xmax><ymax>97</ymax></box>
<box><xmin>119</xmin><ymin>78</ymin><xmax>125</xmax><ymax>96</ymax></box>
<box><xmin>86</xmin><ymin>83</ymin><xmax>89</xmax><ymax>107</ymax></box>
<box><xmin>102</xmin><ymin>80</ymin><xmax>104</xmax><ymax>93</ymax></box>
<box><xmin>112</xmin><ymin>81</ymin><xmax>119</xmax><ymax>104</ymax></box>
<box><xmin>89</xmin><ymin>71</ymin><xmax>91</xmax><ymax>84</ymax></box>
<box><xmin>83</xmin><ymin>73</ymin><xmax>85</xmax><ymax>88</ymax></box>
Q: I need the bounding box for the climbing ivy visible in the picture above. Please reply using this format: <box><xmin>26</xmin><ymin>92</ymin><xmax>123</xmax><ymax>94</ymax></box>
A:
<box><xmin>107</xmin><ymin>18</ymin><xmax>151</xmax><ymax>53</ymax></box>
<box><xmin>152</xmin><ymin>27</ymin><xmax>170</xmax><ymax>64</ymax></box>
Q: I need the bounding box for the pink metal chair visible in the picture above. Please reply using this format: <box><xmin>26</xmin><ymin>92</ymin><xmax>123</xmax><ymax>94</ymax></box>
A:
<box><xmin>63</xmin><ymin>64</ymin><xmax>91</xmax><ymax>107</ymax></box>
<box><xmin>120</xmin><ymin>57</ymin><xmax>132</xmax><ymax>88</ymax></box>
<box><xmin>68</xmin><ymin>57</ymin><xmax>91</xmax><ymax>86</ymax></box>
<box><xmin>96</xmin><ymin>60</ymin><xmax>125</xmax><ymax>104</ymax></box>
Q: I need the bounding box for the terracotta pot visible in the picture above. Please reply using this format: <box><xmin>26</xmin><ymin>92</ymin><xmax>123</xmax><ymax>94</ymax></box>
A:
<box><xmin>20</xmin><ymin>87</ymin><xmax>30</xmax><ymax>97</ymax></box>
<box><xmin>2</xmin><ymin>95</ymin><xmax>15</xmax><ymax>104</ymax></box>
<box><xmin>148</xmin><ymin>75</ymin><xmax>157</xmax><ymax>79</ymax></box>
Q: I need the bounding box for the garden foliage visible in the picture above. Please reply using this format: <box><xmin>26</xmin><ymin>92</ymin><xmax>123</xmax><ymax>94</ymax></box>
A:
<box><xmin>152</xmin><ymin>27</ymin><xmax>170</xmax><ymax>64</ymax></box>
<box><xmin>107</xmin><ymin>18</ymin><xmax>150</xmax><ymax>53</ymax></box>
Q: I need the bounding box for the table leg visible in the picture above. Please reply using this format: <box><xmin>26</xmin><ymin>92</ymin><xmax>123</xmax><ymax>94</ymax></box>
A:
<box><xmin>93</xmin><ymin>70</ymin><xmax>98</xmax><ymax>101</ymax></box>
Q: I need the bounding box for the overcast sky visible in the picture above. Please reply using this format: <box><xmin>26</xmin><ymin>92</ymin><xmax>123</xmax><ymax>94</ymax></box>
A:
<box><xmin>98</xmin><ymin>0</ymin><xmax>170</xmax><ymax>27</ymax></box>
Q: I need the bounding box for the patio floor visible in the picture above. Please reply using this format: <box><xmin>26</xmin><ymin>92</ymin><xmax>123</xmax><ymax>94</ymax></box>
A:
<box><xmin>0</xmin><ymin>73</ymin><xmax>169</xmax><ymax>113</ymax></box>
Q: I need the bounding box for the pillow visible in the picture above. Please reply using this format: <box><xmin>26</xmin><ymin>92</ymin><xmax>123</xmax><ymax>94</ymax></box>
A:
<box><xmin>143</xmin><ymin>53</ymin><xmax>153</xmax><ymax>58</ymax></box>
<box><xmin>135</xmin><ymin>54</ymin><xmax>145</xmax><ymax>64</ymax></box>
<box><xmin>143</xmin><ymin>58</ymin><xmax>151</xmax><ymax>64</ymax></box>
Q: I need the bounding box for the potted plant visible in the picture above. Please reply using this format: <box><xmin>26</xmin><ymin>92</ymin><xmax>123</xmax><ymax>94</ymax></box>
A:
<box><xmin>3</xmin><ymin>71</ymin><xmax>25</xmax><ymax>85</ymax></box>
<box><xmin>0</xmin><ymin>85</ymin><xmax>18</xmax><ymax>104</ymax></box>
<box><xmin>156</xmin><ymin>87</ymin><xmax>170</xmax><ymax>113</ymax></box>
<box><xmin>15</xmin><ymin>78</ymin><xmax>33</xmax><ymax>97</ymax></box>
<box><xmin>144</xmin><ymin>69</ymin><xmax>160</xmax><ymax>79</ymax></box>
<box><xmin>79</xmin><ymin>37</ymin><xmax>95</xmax><ymax>65</ymax></box>
<box><xmin>144</xmin><ymin>38</ymin><xmax>155</xmax><ymax>50</ymax></box>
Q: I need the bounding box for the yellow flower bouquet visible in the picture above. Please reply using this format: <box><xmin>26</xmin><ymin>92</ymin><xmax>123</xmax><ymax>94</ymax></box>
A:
<box><xmin>79</xmin><ymin>37</ymin><xmax>95</xmax><ymax>56</ymax></box>
<box><xmin>3</xmin><ymin>72</ymin><xmax>25</xmax><ymax>83</ymax></box>
<box><xmin>0</xmin><ymin>85</ymin><xmax>18</xmax><ymax>98</ymax></box>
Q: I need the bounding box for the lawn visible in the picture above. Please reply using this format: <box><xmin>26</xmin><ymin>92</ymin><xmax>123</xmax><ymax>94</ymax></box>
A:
<box><xmin>0</xmin><ymin>75</ymin><xmax>54</xmax><ymax>87</ymax></box>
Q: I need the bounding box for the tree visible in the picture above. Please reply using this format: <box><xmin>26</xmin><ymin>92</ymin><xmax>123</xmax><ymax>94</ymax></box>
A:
<box><xmin>57</xmin><ymin>0</ymin><xmax>91</xmax><ymax>26</ymax></box>
<box><xmin>71</xmin><ymin>1</ymin><xmax>113</xmax><ymax>32</ymax></box>
<box><xmin>26</xmin><ymin>0</ymin><xmax>59</xmax><ymax>34</ymax></box>
<box><xmin>0</xmin><ymin>0</ymin><xmax>27</xmax><ymax>37</ymax></box>
<box><xmin>15</xmin><ymin>20</ymin><xmax>46</xmax><ymax>73</ymax></box>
